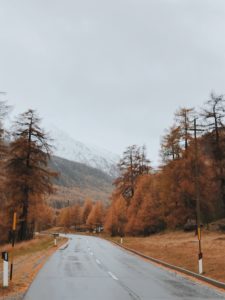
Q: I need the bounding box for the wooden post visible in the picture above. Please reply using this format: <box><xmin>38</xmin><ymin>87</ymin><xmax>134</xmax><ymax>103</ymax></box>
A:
<box><xmin>10</xmin><ymin>212</ymin><xmax>17</xmax><ymax>280</ymax></box>
<box><xmin>194</xmin><ymin>119</ymin><xmax>203</xmax><ymax>274</ymax></box>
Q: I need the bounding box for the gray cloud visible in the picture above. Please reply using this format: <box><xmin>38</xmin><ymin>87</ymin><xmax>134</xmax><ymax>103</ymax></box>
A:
<box><xmin>1</xmin><ymin>0</ymin><xmax>225</xmax><ymax>165</ymax></box>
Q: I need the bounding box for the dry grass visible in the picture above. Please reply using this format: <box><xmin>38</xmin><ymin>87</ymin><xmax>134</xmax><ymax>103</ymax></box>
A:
<box><xmin>0</xmin><ymin>235</ymin><xmax>67</xmax><ymax>299</ymax></box>
<box><xmin>108</xmin><ymin>230</ymin><xmax>225</xmax><ymax>283</ymax></box>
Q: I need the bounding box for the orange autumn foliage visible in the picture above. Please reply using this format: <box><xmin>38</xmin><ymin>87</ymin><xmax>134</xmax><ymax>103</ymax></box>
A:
<box><xmin>125</xmin><ymin>174</ymin><xmax>164</xmax><ymax>235</ymax></box>
<box><xmin>104</xmin><ymin>195</ymin><xmax>127</xmax><ymax>236</ymax></box>
<box><xmin>86</xmin><ymin>201</ymin><xmax>104</xmax><ymax>230</ymax></box>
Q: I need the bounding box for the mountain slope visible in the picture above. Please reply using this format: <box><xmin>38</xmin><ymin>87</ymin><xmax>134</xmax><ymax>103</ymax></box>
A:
<box><xmin>48</xmin><ymin>156</ymin><xmax>113</xmax><ymax>208</ymax></box>
<box><xmin>47</xmin><ymin>125</ymin><xmax>119</xmax><ymax>177</ymax></box>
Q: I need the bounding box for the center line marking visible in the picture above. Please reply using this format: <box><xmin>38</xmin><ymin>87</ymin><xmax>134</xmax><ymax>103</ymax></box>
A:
<box><xmin>96</xmin><ymin>259</ymin><xmax>101</xmax><ymax>265</ymax></box>
<box><xmin>108</xmin><ymin>271</ymin><xmax>118</xmax><ymax>281</ymax></box>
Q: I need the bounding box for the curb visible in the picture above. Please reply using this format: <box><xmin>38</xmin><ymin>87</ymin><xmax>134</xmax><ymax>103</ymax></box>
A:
<box><xmin>109</xmin><ymin>240</ymin><xmax>225</xmax><ymax>291</ymax></box>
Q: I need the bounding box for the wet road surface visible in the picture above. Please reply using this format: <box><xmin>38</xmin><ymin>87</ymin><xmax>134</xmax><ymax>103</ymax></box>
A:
<box><xmin>24</xmin><ymin>235</ymin><xmax>225</xmax><ymax>300</ymax></box>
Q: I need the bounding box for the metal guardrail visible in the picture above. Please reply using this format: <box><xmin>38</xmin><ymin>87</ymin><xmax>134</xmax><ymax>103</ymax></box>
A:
<box><xmin>110</xmin><ymin>240</ymin><xmax>225</xmax><ymax>291</ymax></box>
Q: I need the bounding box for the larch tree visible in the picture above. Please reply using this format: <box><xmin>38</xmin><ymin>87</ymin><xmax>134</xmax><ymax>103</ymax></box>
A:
<box><xmin>86</xmin><ymin>201</ymin><xmax>104</xmax><ymax>231</ymax></box>
<box><xmin>125</xmin><ymin>175</ymin><xmax>148</xmax><ymax>235</ymax></box>
<box><xmin>58</xmin><ymin>207</ymin><xmax>71</xmax><ymax>229</ymax></box>
<box><xmin>125</xmin><ymin>174</ymin><xmax>164</xmax><ymax>235</ymax></box>
<box><xmin>135</xmin><ymin>175</ymin><xmax>164</xmax><ymax>235</ymax></box>
<box><xmin>175</xmin><ymin>107</ymin><xmax>195</xmax><ymax>151</ymax></box>
<box><xmin>159</xmin><ymin>139</ymin><xmax>218</xmax><ymax>228</ymax></box>
<box><xmin>104</xmin><ymin>195</ymin><xmax>127</xmax><ymax>236</ymax></box>
<box><xmin>105</xmin><ymin>145</ymin><xmax>151</xmax><ymax>236</ymax></box>
<box><xmin>160</xmin><ymin>126</ymin><xmax>182</xmax><ymax>163</ymax></box>
<box><xmin>202</xmin><ymin>93</ymin><xmax>225</xmax><ymax>216</ymax></box>
<box><xmin>113</xmin><ymin>196</ymin><xmax>127</xmax><ymax>236</ymax></box>
<box><xmin>0</xmin><ymin>100</ymin><xmax>11</xmax><ymax>242</ymax></box>
<box><xmin>6</xmin><ymin>109</ymin><xmax>57</xmax><ymax>241</ymax></box>
<box><xmin>0</xmin><ymin>100</ymin><xmax>11</xmax><ymax>173</ymax></box>
<box><xmin>0</xmin><ymin>101</ymin><xmax>11</xmax><ymax>198</ymax></box>
<box><xmin>81</xmin><ymin>198</ymin><xmax>93</xmax><ymax>224</ymax></box>
<box><xmin>70</xmin><ymin>204</ymin><xmax>82</xmax><ymax>229</ymax></box>
<box><xmin>202</xmin><ymin>93</ymin><xmax>225</xmax><ymax>153</ymax></box>
<box><xmin>114</xmin><ymin>145</ymin><xmax>150</xmax><ymax>202</ymax></box>
<box><xmin>31</xmin><ymin>203</ymin><xmax>54</xmax><ymax>231</ymax></box>
<box><xmin>161</xmin><ymin>108</ymin><xmax>194</xmax><ymax>163</ymax></box>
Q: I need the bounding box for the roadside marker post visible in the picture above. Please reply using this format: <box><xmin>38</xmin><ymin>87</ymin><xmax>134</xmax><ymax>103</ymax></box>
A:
<box><xmin>2</xmin><ymin>251</ymin><xmax>9</xmax><ymax>287</ymax></box>
<box><xmin>198</xmin><ymin>252</ymin><xmax>203</xmax><ymax>275</ymax></box>
<box><xmin>197</xmin><ymin>226</ymin><xmax>203</xmax><ymax>274</ymax></box>
<box><xmin>53</xmin><ymin>233</ymin><xmax>59</xmax><ymax>247</ymax></box>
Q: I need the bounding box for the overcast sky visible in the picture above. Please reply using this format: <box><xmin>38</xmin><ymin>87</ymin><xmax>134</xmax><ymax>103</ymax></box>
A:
<box><xmin>1</xmin><ymin>0</ymin><xmax>225</xmax><ymax>165</ymax></box>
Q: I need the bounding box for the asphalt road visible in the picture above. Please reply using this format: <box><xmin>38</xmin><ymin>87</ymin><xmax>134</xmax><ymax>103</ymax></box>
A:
<box><xmin>24</xmin><ymin>235</ymin><xmax>225</xmax><ymax>300</ymax></box>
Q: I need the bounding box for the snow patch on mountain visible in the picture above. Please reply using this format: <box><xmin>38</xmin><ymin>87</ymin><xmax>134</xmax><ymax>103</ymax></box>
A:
<box><xmin>47</xmin><ymin>125</ymin><xmax>119</xmax><ymax>177</ymax></box>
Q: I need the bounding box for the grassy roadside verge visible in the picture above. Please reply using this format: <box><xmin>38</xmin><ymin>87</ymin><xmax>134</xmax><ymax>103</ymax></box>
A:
<box><xmin>0</xmin><ymin>234</ymin><xmax>67</xmax><ymax>300</ymax></box>
<box><xmin>103</xmin><ymin>230</ymin><xmax>225</xmax><ymax>284</ymax></box>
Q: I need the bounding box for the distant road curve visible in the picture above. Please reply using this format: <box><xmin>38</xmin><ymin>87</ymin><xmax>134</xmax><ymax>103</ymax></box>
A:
<box><xmin>24</xmin><ymin>234</ymin><xmax>225</xmax><ymax>300</ymax></box>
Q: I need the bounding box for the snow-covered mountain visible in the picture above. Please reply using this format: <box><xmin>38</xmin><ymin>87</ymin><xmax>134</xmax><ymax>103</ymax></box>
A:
<box><xmin>47</xmin><ymin>125</ymin><xmax>119</xmax><ymax>178</ymax></box>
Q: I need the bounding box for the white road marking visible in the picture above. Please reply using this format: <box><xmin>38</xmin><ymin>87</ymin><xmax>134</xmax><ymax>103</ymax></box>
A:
<box><xmin>90</xmin><ymin>252</ymin><xmax>93</xmax><ymax>256</ymax></box>
<box><xmin>108</xmin><ymin>271</ymin><xmax>118</xmax><ymax>281</ymax></box>
<box><xmin>96</xmin><ymin>259</ymin><xmax>101</xmax><ymax>265</ymax></box>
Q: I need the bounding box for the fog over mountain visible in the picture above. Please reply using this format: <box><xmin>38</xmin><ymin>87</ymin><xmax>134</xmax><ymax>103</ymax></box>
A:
<box><xmin>47</xmin><ymin>125</ymin><xmax>120</xmax><ymax>177</ymax></box>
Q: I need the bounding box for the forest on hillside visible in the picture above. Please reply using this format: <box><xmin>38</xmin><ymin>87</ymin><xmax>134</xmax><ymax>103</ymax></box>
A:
<box><xmin>48</xmin><ymin>155</ymin><xmax>113</xmax><ymax>208</ymax></box>
<box><xmin>1</xmin><ymin>92</ymin><xmax>225</xmax><ymax>244</ymax></box>
<box><xmin>104</xmin><ymin>93</ymin><xmax>225</xmax><ymax>236</ymax></box>
<box><xmin>0</xmin><ymin>101</ymin><xmax>111</xmax><ymax>244</ymax></box>
<box><xmin>59</xmin><ymin>93</ymin><xmax>225</xmax><ymax>237</ymax></box>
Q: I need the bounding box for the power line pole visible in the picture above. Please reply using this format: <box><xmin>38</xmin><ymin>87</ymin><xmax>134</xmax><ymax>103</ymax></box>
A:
<box><xmin>10</xmin><ymin>212</ymin><xmax>17</xmax><ymax>280</ymax></box>
<box><xmin>193</xmin><ymin>118</ymin><xmax>203</xmax><ymax>274</ymax></box>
